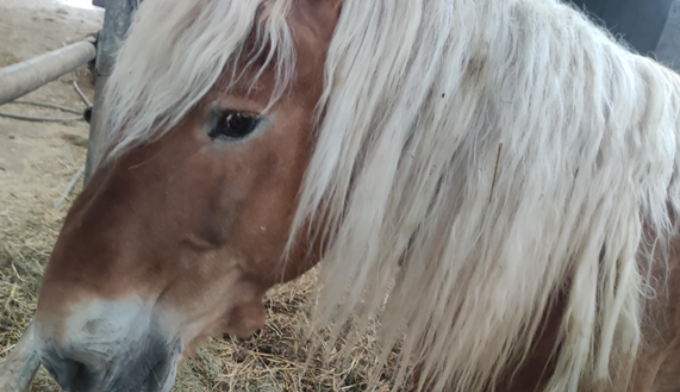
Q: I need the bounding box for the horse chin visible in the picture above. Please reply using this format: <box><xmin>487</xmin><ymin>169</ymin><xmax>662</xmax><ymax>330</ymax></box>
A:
<box><xmin>227</xmin><ymin>317</ymin><xmax>266</xmax><ymax>339</ymax></box>
<box><xmin>222</xmin><ymin>299</ymin><xmax>268</xmax><ymax>339</ymax></box>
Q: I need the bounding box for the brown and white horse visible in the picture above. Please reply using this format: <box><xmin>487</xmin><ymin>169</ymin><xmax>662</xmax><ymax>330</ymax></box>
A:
<box><xmin>7</xmin><ymin>0</ymin><xmax>680</xmax><ymax>391</ymax></box>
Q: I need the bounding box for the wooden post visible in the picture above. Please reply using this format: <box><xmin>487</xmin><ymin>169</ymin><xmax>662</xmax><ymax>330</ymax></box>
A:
<box><xmin>84</xmin><ymin>0</ymin><xmax>138</xmax><ymax>184</ymax></box>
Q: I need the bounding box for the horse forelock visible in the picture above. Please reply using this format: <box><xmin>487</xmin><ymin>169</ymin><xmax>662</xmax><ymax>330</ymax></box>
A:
<box><xmin>103</xmin><ymin>0</ymin><xmax>680</xmax><ymax>391</ymax></box>
<box><xmin>103</xmin><ymin>0</ymin><xmax>296</xmax><ymax>160</ymax></box>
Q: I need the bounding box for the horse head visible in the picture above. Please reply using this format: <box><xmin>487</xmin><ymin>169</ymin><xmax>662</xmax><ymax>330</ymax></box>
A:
<box><xmin>33</xmin><ymin>1</ymin><xmax>340</xmax><ymax>391</ymax></box>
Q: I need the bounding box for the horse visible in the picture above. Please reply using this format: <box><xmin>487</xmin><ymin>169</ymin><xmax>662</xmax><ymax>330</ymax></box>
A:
<box><xmin>5</xmin><ymin>0</ymin><xmax>680</xmax><ymax>391</ymax></box>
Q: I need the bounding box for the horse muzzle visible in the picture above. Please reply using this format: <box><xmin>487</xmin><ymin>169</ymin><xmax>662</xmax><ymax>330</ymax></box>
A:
<box><xmin>39</xmin><ymin>333</ymin><xmax>181</xmax><ymax>392</ymax></box>
<box><xmin>32</xmin><ymin>298</ymin><xmax>183</xmax><ymax>392</ymax></box>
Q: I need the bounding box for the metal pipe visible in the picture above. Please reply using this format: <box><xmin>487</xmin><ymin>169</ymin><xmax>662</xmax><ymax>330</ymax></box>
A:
<box><xmin>85</xmin><ymin>0</ymin><xmax>138</xmax><ymax>184</ymax></box>
<box><xmin>0</xmin><ymin>41</ymin><xmax>96</xmax><ymax>106</ymax></box>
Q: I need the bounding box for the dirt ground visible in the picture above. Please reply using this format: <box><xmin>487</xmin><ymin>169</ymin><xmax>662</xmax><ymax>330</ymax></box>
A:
<box><xmin>0</xmin><ymin>1</ymin><xmax>404</xmax><ymax>391</ymax></box>
<box><xmin>0</xmin><ymin>0</ymin><xmax>99</xmax><ymax>230</ymax></box>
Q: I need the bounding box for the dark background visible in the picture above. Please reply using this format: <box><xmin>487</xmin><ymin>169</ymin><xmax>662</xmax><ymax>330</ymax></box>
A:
<box><xmin>569</xmin><ymin>0</ymin><xmax>674</xmax><ymax>55</ymax></box>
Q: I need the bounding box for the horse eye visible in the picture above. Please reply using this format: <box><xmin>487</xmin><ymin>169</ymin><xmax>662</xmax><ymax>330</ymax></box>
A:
<box><xmin>209</xmin><ymin>111</ymin><xmax>259</xmax><ymax>140</ymax></box>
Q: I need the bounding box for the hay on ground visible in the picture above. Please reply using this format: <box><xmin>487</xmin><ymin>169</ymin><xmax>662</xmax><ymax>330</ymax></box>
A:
<box><xmin>0</xmin><ymin>195</ymin><xmax>410</xmax><ymax>392</ymax></box>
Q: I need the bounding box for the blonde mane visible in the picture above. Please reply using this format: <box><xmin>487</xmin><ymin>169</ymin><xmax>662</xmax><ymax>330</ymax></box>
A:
<box><xmin>106</xmin><ymin>0</ymin><xmax>680</xmax><ymax>391</ymax></box>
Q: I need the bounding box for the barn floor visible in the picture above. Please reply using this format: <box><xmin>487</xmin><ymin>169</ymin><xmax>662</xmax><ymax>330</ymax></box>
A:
<box><xmin>0</xmin><ymin>0</ymin><xmax>98</xmax><ymax>236</ymax></box>
<box><xmin>0</xmin><ymin>1</ymin><xmax>404</xmax><ymax>391</ymax></box>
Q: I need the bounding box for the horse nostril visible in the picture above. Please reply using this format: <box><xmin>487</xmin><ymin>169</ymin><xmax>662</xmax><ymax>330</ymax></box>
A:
<box><xmin>65</xmin><ymin>358</ymin><xmax>88</xmax><ymax>388</ymax></box>
<box><xmin>42</xmin><ymin>353</ymin><xmax>96</xmax><ymax>392</ymax></box>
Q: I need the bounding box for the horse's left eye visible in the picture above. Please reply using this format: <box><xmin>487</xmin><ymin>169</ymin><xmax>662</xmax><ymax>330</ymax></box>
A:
<box><xmin>209</xmin><ymin>112</ymin><xmax>259</xmax><ymax>140</ymax></box>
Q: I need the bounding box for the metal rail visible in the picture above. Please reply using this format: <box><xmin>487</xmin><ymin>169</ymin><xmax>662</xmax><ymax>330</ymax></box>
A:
<box><xmin>0</xmin><ymin>41</ymin><xmax>96</xmax><ymax>106</ymax></box>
